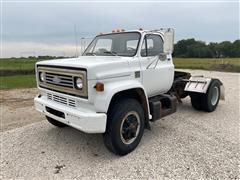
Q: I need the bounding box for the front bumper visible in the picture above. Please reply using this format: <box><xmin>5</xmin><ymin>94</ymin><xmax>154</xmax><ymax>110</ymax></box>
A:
<box><xmin>34</xmin><ymin>95</ymin><xmax>107</xmax><ymax>133</ymax></box>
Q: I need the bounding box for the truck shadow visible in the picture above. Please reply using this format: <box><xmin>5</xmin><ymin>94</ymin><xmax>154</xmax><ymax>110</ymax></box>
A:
<box><xmin>43</xmin><ymin>125</ymin><xmax>118</xmax><ymax>159</ymax></box>
<box><xmin>40</xmin><ymin>97</ymin><xmax>223</xmax><ymax>160</ymax></box>
<box><xmin>43</xmin><ymin>122</ymin><xmax>173</xmax><ymax>160</ymax></box>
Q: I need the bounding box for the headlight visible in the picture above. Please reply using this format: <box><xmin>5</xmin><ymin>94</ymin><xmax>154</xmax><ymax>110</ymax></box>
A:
<box><xmin>39</xmin><ymin>72</ymin><xmax>45</xmax><ymax>82</ymax></box>
<box><xmin>75</xmin><ymin>77</ymin><xmax>83</xmax><ymax>89</ymax></box>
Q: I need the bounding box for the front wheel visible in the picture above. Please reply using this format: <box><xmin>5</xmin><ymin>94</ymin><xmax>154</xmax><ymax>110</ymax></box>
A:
<box><xmin>103</xmin><ymin>99</ymin><xmax>145</xmax><ymax>156</ymax></box>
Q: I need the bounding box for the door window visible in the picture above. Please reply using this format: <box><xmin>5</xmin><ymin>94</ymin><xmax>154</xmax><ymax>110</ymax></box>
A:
<box><xmin>141</xmin><ymin>34</ymin><xmax>163</xmax><ymax>57</ymax></box>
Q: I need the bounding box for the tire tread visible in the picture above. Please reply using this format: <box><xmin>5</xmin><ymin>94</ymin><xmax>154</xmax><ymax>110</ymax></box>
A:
<box><xmin>103</xmin><ymin>98</ymin><xmax>144</xmax><ymax>155</ymax></box>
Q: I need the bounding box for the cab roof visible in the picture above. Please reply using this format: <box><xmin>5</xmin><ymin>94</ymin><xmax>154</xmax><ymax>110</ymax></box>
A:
<box><xmin>98</xmin><ymin>29</ymin><xmax>166</xmax><ymax>36</ymax></box>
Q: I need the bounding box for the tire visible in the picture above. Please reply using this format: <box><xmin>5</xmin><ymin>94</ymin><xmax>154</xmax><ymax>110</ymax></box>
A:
<box><xmin>46</xmin><ymin>116</ymin><xmax>67</xmax><ymax>127</ymax></box>
<box><xmin>202</xmin><ymin>80</ymin><xmax>221</xmax><ymax>112</ymax></box>
<box><xmin>103</xmin><ymin>98</ymin><xmax>145</xmax><ymax>156</ymax></box>
<box><xmin>190</xmin><ymin>93</ymin><xmax>203</xmax><ymax>111</ymax></box>
<box><xmin>190</xmin><ymin>80</ymin><xmax>221</xmax><ymax>112</ymax></box>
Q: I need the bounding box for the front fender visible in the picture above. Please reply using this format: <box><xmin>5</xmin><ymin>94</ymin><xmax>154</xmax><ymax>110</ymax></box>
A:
<box><xmin>93</xmin><ymin>79</ymin><xmax>149</xmax><ymax>114</ymax></box>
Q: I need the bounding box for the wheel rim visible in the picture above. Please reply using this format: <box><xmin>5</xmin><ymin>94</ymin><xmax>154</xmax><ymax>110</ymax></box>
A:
<box><xmin>120</xmin><ymin>111</ymin><xmax>140</xmax><ymax>145</ymax></box>
<box><xmin>211</xmin><ymin>86</ymin><xmax>219</xmax><ymax>106</ymax></box>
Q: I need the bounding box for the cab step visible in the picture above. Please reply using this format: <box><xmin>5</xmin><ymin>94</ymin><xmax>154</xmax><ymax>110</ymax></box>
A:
<box><xmin>149</xmin><ymin>94</ymin><xmax>177</xmax><ymax>121</ymax></box>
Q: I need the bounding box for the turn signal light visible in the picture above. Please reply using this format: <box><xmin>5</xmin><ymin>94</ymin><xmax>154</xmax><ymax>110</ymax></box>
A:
<box><xmin>95</xmin><ymin>82</ymin><xmax>104</xmax><ymax>92</ymax></box>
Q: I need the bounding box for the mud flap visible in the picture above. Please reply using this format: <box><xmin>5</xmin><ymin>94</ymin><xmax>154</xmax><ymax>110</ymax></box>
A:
<box><xmin>220</xmin><ymin>85</ymin><xmax>225</xmax><ymax>100</ymax></box>
<box><xmin>184</xmin><ymin>77</ymin><xmax>225</xmax><ymax>101</ymax></box>
<box><xmin>184</xmin><ymin>76</ymin><xmax>212</xmax><ymax>93</ymax></box>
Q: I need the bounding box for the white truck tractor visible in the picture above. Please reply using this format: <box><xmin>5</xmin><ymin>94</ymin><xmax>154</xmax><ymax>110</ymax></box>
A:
<box><xmin>34</xmin><ymin>28</ymin><xmax>224</xmax><ymax>155</ymax></box>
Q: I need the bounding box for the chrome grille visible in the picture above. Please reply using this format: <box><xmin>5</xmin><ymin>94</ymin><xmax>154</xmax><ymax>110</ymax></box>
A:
<box><xmin>47</xmin><ymin>93</ymin><xmax>76</xmax><ymax>107</ymax></box>
<box><xmin>37</xmin><ymin>66</ymin><xmax>88</xmax><ymax>98</ymax></box>
<box><xmin>45</xmin><ymin>73</ymin><xmax>74</xmax><ymax>88</ymax></box>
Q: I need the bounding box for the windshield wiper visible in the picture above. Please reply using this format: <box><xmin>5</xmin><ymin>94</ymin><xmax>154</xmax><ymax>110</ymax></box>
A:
<box><xmin>85</xmin><ymin>52</ymin><xmax>96</xmax><ymax>56</ymax></box>
<box><xmin>103</xmin><ymin>51</ymin><xmax>118</xmax><ymax>56</ymax></box>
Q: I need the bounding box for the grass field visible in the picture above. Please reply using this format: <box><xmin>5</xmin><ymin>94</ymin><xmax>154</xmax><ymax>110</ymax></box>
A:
<box><xmin>0</xmin><ymin>58</ymin><xmax>37</xmax><ymax>76</ymax></box>
<box><xmin>0</xmin><ymin>58</ymin><xmax>37</xmax><ymax>70</ymax></box>
<box><xmin>0</xmin><ymin>57</ymin><xmax>239</xmax><ymax>89</ymax></box>
<box><xmin>174</xmin><ymin>58</ymin><xmax>240</xmax><ymax>72</ymax></box>
<box><xmin>0</xmin><ymin>75</ymin><xmax>36</xmax><ymax>89</ymax></box>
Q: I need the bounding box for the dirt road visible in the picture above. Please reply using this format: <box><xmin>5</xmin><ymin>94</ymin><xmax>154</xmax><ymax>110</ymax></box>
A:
<box><xmin>0</xmin><ymin>70</ymin><xmax>239</xmax><ymax>179</ymax></box>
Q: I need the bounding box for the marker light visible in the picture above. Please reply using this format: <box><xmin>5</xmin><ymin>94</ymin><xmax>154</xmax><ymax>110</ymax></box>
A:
<box><xmin>112</xmin><ymin>29</ymin><xmax>125</xmax><ymax>33</ymax></box>
<box><xmin>95</xmin><ymin>82</ymin><xmax>104</xmax><ymax>92</ymax></box>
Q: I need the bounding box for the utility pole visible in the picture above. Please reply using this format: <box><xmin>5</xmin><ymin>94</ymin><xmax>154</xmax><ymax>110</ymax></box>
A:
<box><xmin>74</xmin><ymin>24</ymin><xmax>78</xmax><ymax>57</ymax></box>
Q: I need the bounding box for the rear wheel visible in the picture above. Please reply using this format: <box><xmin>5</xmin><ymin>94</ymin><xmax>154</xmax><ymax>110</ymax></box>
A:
<box><xmin>103</xmin><ymin>98</ymin><xmax>145</xmax><ymax>156</ymax></box>
<box><xmin>190</xmin><ymin>80</ymin><xmax>221</xmax><ymax>112</ymax></box>
<box><xmin>46</xmin><ymin>116</ymin><xmax>67</xmax><ymax>127</ymax></box>
<box><xmin>190</xmin><ymin>93</ymin><xmax>203</xmax><ymax>110</ymax></box>
<box><xmin>202</xmin><ymin>80</ymin><xmax>221</xmax><ymax>112</ymax></box>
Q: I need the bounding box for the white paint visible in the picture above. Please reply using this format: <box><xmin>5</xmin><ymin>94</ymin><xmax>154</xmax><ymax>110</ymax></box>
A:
<box><xmin>34</xmin><ymin>94</ymin><xmax>107</xmax><ymax>133</ymax></box>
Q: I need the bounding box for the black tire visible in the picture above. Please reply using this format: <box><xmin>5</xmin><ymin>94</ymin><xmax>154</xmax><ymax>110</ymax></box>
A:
<box><xmin>190</xmin><ymin>93</ymin><xmax>203</xmax><ymax>111</ymax></box>
<box><xmin>202</xmin><ymin>80</ymin><xmax>221</xmax><ymax>112</ymax></box>
<box><xmin>46</xmin><ymin>116</ymin><xmax>67</xmax><ymax>127</ymax></box>
<box><xmin>103</xmin><ymin>98</ymin><xmax>145</xmax><ymax>156</ymax></box>
<box><xmin>190</xmin><ymin>80</ymin><xmax>221</xmax><ymax>112</ymax></box>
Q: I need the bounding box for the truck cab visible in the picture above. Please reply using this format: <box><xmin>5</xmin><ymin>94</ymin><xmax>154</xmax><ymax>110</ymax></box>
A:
<box><xmin>82</xmin><ymin>30</ymin><xmax>174</xmax><ymax>96</ymax></box>
<box><xmin>34</xmin><ymin>28</ymin><xmax>223</xmax><ymax>155</ymax></box>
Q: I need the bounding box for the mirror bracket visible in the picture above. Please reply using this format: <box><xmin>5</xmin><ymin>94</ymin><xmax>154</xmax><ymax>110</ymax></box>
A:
<box><xmin>158</xmin><ymin>53</ymin><xmax>167</xmax><ymax>61</ymax></box>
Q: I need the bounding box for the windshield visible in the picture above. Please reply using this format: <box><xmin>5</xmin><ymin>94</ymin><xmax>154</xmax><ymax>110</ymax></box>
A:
<box><xmin>83</xmin><ymin>32</ymin><xmax>141</xmax><ymax>57</ymax></box>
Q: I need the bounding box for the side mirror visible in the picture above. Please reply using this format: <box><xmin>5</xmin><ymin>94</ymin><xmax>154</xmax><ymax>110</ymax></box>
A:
<box><xmin>163</xmin><ymin>28</ymin><xmax>174</xmax><ymax>54</ymax></box>
<box><xmin>158</xmin><ymin>53</ymin><xmax>167</xmax><ymax>61</ymax></box>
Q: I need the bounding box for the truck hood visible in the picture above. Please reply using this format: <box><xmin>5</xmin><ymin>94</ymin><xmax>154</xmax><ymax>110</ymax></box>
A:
<box><xmin>36</xmin><ymin>56</ymin><xmax>131</xmax><ymax>80</ymax></box>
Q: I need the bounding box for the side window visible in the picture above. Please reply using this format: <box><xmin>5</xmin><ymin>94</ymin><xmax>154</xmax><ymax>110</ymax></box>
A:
<box><xmin>141</xmin><ymin>34</ymin><xmax>163</xmax><ymax>57</ymax></box>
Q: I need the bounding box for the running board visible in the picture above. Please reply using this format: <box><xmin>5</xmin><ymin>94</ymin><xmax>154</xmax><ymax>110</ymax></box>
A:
<box><xmin>149</xmin><ymin>94</ymin><xmax>177</xmax><ymax>121</ymax></box>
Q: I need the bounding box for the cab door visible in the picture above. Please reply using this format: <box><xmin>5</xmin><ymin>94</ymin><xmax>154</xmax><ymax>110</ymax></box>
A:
<box><xmin>139</xmin><ymin>34</ymin><xmax>174</xmax><ymax>97</ymax></box>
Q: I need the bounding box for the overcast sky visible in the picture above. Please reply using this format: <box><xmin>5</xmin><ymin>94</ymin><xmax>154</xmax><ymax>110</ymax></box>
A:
<box><xmin>1</xmin><ymin>1</ymin><xmax>239</xmax><ymax>57</ymax></box>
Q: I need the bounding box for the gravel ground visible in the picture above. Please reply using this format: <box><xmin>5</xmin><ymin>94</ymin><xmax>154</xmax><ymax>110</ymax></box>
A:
<box><xmin>0</xmin><ymin>88</ymin><xmax>42</xmax><ymax>132</ymax></box>
<box><xmin>0</xmin><ymin>70</ymin><xmax>239</xmax><ymax>179</ymax></box>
